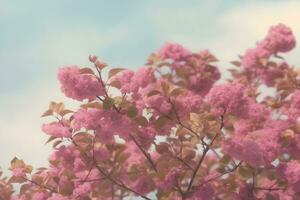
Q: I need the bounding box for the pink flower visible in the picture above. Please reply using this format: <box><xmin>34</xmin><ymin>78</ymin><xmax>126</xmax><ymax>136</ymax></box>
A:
<box><xmin>263</xmin><ymin>23</ymin><xmax>296</xmax><ymax>53</ymax></box>
<box><xmin>115</xmin><ymin>69</ymin><xmax>135</xmax><ymax>93</ymax></box>
<box><xmin>71</xmin><ymin>108</ymin><xmax>102</xmax><ymax>131</ymax></box>
<box><xmin>157</xmin><ymin>43</ymin><xmax>190</xmax><ymax>61</ymax></box>
<box><xmin>236</xmin><ymin>184</ymin><xmax>258</xmax><ymax>200</ymax></box>
<box><xmin>133</xmin><ymin>176</ymin><xmax>154</xmax><ymax>195</ymax></box>
<box><xmin>31</xmin><ymin>192</ymin><xmax>49</xmax><ymax>200</ymax></box>
<box><xmin>73</xmin><ymin>182</ymin><xmax>92</xmax><ymax>197</ymax></box>
<box><xmin>94</xmin><ymin>146</ymin><xmax>110</xmax><ymax>161</ymax></box>
<box><xmin>277</xmin><ymin>161</ymin><xmax>300</xmax><ymax>185</ymax></box>
<box><xmin>191</xmin><ymin>183</ymin><xmax>215</xmax><ymax>200</ymax></box>
<box><xmin>73</xmin><ymin>158</ymin><xmax>85</xmax><ymax>171</ymax></box>
<box><xmin>206</xmin><ymin>82</ymin><xmax>245</xmax><ymax>115</ymax></box>
<box><xmin>12</xmin><ymin>168</ymin><xmax>25</xmax><ymax>177</ymax></box>
<box><xmin>176</xmin><ymin>92</ymin><xmax>203</xmax><ymax>117</ymax></box>
<box><xmin>42</xmin><ymin>122</ymin><xmax>71</xmax><ymax>137</ymax></box>
<box><xmin>188</xmin><ymin>76</ymin><xmax>218</xmax><ymax>96</ymax></box>
<box><xmin>259</xmin><ymin>62</ymin><xmax>288</xmax><ymax>86</ymax></box>
<box><xmin>47</xmin><ymin>195</ymin><xmax>70</xmax><ymax>200</ymax></box>
<box><xmin>146</xmin><ymin>95</ymin><xmax>172</xmax><ymax>114</ymax></box>
<box><xmin>235</xmin><ymin>98</ymin><xmax>270</xmax><ymax>120</ymax></box>
<box><xmin>223</xmin><ymin>128</ymin><xmax>279</xmax><ymax>167</ymax></box>
<box><xmin>242</xmin><ymin>24</ymin><xmax>295</xmax><ymax>70</ymax></box>
<box><xmin>158</xmin><ymin>170</ymin><xmax>177</xmax><ymax>191</ymax></box>
<box><xmin>242</xmin><ymin>45</ymin><xmax>271</xmax><ymax>70</ymax></box>
<box><xmin>132</xmin><ymin>67</ymin><xmax>154</xmax><ymax>90</ymax></box>
<box><xmin>123</xmin><ymin>141</ymin><xmax>145</xmax><ymax>168</ymax></box>
<box><xmin>241</xmin><ymin>24</ymin><xmax>295</xmax><ymax>86</ymax></box>
<box><xmin>51</xmin><ymin>145</ymin><xmax>79</xmax><ymax>169</ymax></box>
<box><xmin>233</xmin><ymin>120</ymin><xmax>253</xmax><ymax>136</ymax></box>
<box><xmin>282</xmin><ymin>90</ymin><xmax>300</xmax><ymax>121</ymax></box>
<box><xmin>116</xmin><ymin>67</ymin><xmax>154</xmax><ymax>93</ymax></box>
<box><xmin>136</xmin><ymin>127</ymin><xmax>156</xmax><ymax>149</ymax></box>
<box><xmin>58</xmin><ymin>66</ymin><xmax>105</xmax><ymax>101</ymax></box>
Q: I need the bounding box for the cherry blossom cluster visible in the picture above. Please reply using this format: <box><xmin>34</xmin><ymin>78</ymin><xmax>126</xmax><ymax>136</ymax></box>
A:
<box><xmin>242</xmin><ymin>24</ymin><xmax>296</xmax><ymax>86</ymax></box>
<box><xmin>1</xmin><ymin>24</ymin><xmax>300</xmax><ymax>200</ymax></box>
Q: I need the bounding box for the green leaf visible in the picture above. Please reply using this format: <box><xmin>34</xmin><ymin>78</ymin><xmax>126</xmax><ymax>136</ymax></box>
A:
<box><xmin>135</xmin><ymin>116</ymin><xmax>148</xmax><ymax>127</ymax></box>
<box><xmin>155</xmin><ymin>116</ymin><xmax>168</xmax><ymax>130</ymax></box>
<box><xmin>103</xmin><ymin>97</ymin><xmax>113</xmax><ymax>109</ymax></box>
<box><xmin>127</xmin><ymin>105</ymin><xmax>137</xmax><ymax>118</ymax></box>
<box><xmin>220</xmin><ymin>155</ymin><xmax>231</xmax><ymax>165</ymax></box>
<box><xmin>238</xmin><ymin>165</ymin><xmax>253</xmax><ymax>180</ymax></box>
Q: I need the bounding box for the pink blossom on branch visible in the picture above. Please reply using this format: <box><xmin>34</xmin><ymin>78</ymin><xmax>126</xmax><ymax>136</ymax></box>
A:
<box><xmin>157</xmin><ymin>43</ymin><xmax>191</xmax><ymax>61</ymax></box>
<box><xmin>42</xmin><ymin>122</ymin><xmax>71</xmax><ymax>138</ymax></box>
<box><xmin>58</xmin><ymin>66</ymin><xmax>105</xmax><ymax>101</ymax></box>
<box><xmin>4</xmin><ymin>23</ymin><xmax>300</xmax><ymax>200</ymax></box>
<box><xmin>263</xmin><ymin>23</ymin><xmax>296</xmax><ymax>54</ymax></box>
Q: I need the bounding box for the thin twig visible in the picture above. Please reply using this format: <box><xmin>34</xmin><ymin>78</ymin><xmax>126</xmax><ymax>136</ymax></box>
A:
<box><xmin>95</xmin><ymin>165</ymin><xmax>152</xmax><ymax>200</ymax></box>
<box><xmin>23</xmin><ymin>177</ymin><xmax>57</xmax><ymax>193</ymax></box>
<box><xmin>95</xmin><ymin>68</ymin><xmax>157</xmax><ymax>173</ymax></box>
<box><xmin>71</xmin><ymin>139</ymin><xmax>152</xmax><ymax>200</ymax></box>
<box><xmin>183</xmin><ymin>115</ymin><xmax>224</xmax><ymax>199</ymax></box>
<box><xmin>130</xmin><ymin>134</ymin><xmax>158</xmax><ymax>172</ymax></box>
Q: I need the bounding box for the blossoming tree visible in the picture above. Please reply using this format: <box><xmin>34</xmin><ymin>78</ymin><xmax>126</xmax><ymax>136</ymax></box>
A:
<box><xmin>1</xmin><ymin>24</ymin><xmax>300</xmax><ymax>200</ymax></box>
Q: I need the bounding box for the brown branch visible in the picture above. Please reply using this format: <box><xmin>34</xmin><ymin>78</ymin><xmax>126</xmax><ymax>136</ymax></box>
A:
<box><xmin>95</xmin><ymin>68</ymin><xmax>158</xmax><ymax>173</ymax></box>
<box><xmin>183</xmin><ymin>115</ymin><xmax>224</xmax><ymax>199</ymax></box>
<box><xmin>200</xmin><ymin>161</ymin><xmax>242</xmax><ymax>185</ymax></box>
<box><xmin>130</xmin><ymin>134</ymin><xmax>158</xmax><ymax>172</ymax></box>
<box><xmin>254</xmin><ymin>187</ymin><xmax>285</xmax><ymax>192</ymax></box>
<box><xmin>95</xmin><ymin>165</ymin><xmax>152</xmax><ymax>200</ymax></box>
<box><xmin>71</xmin><ymin>139</ymin><xmax>151</xmax><ymax>200</ymax></box>
<box><xmin>75</xmin><ymin>177</ymin><xmax>106</xmax><ymax>182</ymax></box>
<box><xmin>170</xmin><ymin>154</ymin><xmax>194</xmax><ymax>171</ymax></box>
<box><xmin>183</xmin><ymin>145</ymin><xmax>210</xmax><ymax>199</ymax></box>
<box><xmin>23</xmin><ymin>177</ymin><xmax>57</xmax><ymax>193</ymax></box>
<box><xmin>147</xmin><ymin>105</ymin><xmax>209</xmax><ymax>148</ymax></box>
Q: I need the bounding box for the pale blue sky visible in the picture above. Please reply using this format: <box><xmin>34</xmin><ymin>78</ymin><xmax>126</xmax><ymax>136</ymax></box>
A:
<box><xmin>1</xmin><ymin>0</ymin><xmax>300</xmax><ymax>172</ymax></box>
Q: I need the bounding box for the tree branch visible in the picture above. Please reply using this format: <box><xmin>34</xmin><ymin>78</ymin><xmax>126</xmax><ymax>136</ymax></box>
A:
<box><xmin>183</xmin><ymin>115</ymin><xmax>224</xmax><ymax>199</ymax></box>
<box><xmin>130</xmin><ymin>134</ymin><xmax>158</xmax><ymax>172</ymax></box>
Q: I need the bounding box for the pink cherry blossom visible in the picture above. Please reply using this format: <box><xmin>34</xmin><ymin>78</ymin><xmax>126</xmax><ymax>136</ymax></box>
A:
<box><xmin>12</xmin><ymin>168</ymin><xmax>25</xmax><ymax>177</ymax></box>
<box><xmin>263</xmin><ymin>23</ymin><xmax>296</xmax><ymax>53</ymax></box>
<box><xmin>157</xmin><ymin>43</ymin><xmax>190</xmax><ymax>61</ymax></box>
<box><xmin>42</xmin><ymin>122</ymin><xmax>71</xmax><ymax>137</ymax></box>
<box><xmin>58</xmin><ymin>66</ymin><xmax>105</xmax><ymax>101</ymax></box>
<box><xmin>5</xmin><ymin>23</ymin><xmax>300</xmax><ymax>200</ymax></box>
<box><xmin>116</xmin><ymin>67</ymin><xmax>154</xmax><ymax>93</ymax></box>
<box><xmin>206</xmin><ymin>82</ymin><xmax>245</xmax><ymax>115</ymax></box>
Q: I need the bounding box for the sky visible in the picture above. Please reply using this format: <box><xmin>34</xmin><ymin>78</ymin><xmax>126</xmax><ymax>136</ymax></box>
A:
<box><xmin>1</xmin><ymin>0</ymin><xmax>300</xmax><ymax>173</ymax></box>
